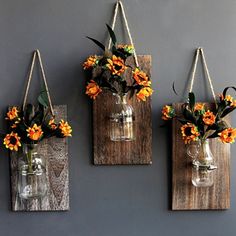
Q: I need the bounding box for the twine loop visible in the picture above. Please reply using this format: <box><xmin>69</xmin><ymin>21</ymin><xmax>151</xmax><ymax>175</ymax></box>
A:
<box><xmin>188</xmin><ymin>47</ymin><xmax>216</xmax><ymax>103</ymax></box>
<box><xmin>108</xmin><ymin>0</ymin><xmax>139</xmax><ymax>67</ymax></box>
<box><xmin>23</xmin><ymin>49</ymin><xmax>55</xmax><ymax>116</ymax></box>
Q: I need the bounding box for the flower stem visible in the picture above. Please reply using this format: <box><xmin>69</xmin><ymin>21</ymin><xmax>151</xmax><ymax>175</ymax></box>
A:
<box><xmin>27</xmin><ymin>149</ymin><xmax>33</xmax><ymax>173</ymax></box>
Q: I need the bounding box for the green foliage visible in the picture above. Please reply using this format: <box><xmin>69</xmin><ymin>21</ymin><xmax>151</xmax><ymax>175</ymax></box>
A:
<box><xmin>38</xmin><ymin>91</ymin><xmax>49</xmax><ymax>107</ymax></box>
<box><xmin>86</xmin><ymin>36</ymin><xmax>105</xmax><ymax>51</ymax></box>
<box><xmin>188</xmin><ymin>92</ymin><xmax>195</xmax><ymax>111</ymax></box>
<box><xmin>106</xmin><ymin>24</ymin><xmax>116</xmax><ymax>46</ymax></box>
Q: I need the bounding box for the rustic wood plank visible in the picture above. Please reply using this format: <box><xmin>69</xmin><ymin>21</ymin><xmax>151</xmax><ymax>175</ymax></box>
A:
<box><xmin>172</xmin><ymin>103</ymin><xmax>230</xmax><ymax>210</ymax></box>
<box><xmin>10</xmin><ymin>105</ymin><xmax>69</xmax><ymax>211</ymax></box>
<box><xmin>93</xmin><ymin>55</ymin><xmax>152</xmax><ymax>165</ymax></box>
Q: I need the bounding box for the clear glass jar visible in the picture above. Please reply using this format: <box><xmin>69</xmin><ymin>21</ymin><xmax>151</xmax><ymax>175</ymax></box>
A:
<box><xmin>18</xmin><ymin>144</ymin><xmax>48</xmax><ymax>199</ymax></box>
<box><xmin>109</xmin><ymin>93</ymin><xmax>135</xmax><ymax>141</ymax></box>
<box><xmin>187</xmin><ymin>140</ymin><xmax>217</xmax><ymax>187</ymax></box>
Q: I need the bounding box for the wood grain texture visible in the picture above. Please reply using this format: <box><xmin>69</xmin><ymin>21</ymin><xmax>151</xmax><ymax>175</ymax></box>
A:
<box><xmin>172</xmin><ymin>103</ymin><xmax>230</xmax><ymax>210</ymax></box>
<box><xmin>93</xmin><ymin>55</ymin><xmax>152</xmax><ymax>165</ymax></box>
<box><xmin>10</xmin><ymin>105</ymin><xmax>69</xmax><ymax>211</ymax></box>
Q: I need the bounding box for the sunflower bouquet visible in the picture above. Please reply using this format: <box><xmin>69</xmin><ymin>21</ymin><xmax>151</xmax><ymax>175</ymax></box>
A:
<box><xmin>83</xmin><ymin>24</ymin><xmax>153</xmax><ymax>101</ymax></box>
<box><xmin>4</xmin><ymin>96</ymin><xmax>72</xmax><ymax>152</ymax></box>
<box><xmin>161</xmin><ymin>87</ymin><xmax>236</xmax><ymax>144</ymax></box>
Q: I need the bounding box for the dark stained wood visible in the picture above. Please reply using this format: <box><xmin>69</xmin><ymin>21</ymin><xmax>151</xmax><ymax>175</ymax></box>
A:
<box><xmin>172</xmin><ymin>103</ymin><xmax>230</xmax><ymax>210</ymax></box>
<box><xmin>10</xmin><ymin>105</ymin><xmax>69</xmax><ymax>211</ymax></box>
<box><xmin>93</xmin><ymin>55</ymin><xmax>152</xmax><ymax>165</ymax></box>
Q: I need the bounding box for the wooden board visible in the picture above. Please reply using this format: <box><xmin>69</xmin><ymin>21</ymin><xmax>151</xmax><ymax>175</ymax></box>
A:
<box><xmin>10</xmin><ymin>105</ymin><xmax>69</xmax><ymax>211</ymax></box>
<box><xmin>93</xmin><ymin>55</ymin><xmax>152</xmax><ymax>165</ymax></box>
<box><xmin>172</xmin><ymin>103</ymin><xmax>230</xmax><ymax>210</ymax></box>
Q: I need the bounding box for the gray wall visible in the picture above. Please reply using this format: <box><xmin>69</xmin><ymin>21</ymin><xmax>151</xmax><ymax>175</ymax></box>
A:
<box><xmin>0</xmin><ymin>0</ymin><xmax>236</xmax><ymax>235</ymax></box>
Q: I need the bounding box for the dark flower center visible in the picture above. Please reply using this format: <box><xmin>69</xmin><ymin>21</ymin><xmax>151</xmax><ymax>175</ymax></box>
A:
<box><xmin>138</xmin><ymin>75</ymin><xmax>145</xmax><ymax>81</ymax></box>
<box><xmin>114</xmin><ymin>64</ymin><xmax>122</xmax><ymax>71</ymax></box>
<box><xmin>185</xmin><ymin>127</ymin><xmax>192</xmax><ymax>136</ymax></box>
<box><xmin>10</xmin><ymin>136</ymin><xmax>17</xmax><ymax>145</ymax></box>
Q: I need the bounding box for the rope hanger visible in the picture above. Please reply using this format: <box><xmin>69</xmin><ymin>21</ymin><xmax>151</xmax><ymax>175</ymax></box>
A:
<box><xmin>108</xmin><ymin>0</ymin><xmax>139</xmax><ymax>67</ymax></box>
<box><xmin>188</xmin><ymin>47</ymin><xmax>217</xmax><ymax>103</ymax></box>
<box><xmin>23</xmin><ymin>49</ymin><xmax>55</xmax><ymax>116</ymax></box>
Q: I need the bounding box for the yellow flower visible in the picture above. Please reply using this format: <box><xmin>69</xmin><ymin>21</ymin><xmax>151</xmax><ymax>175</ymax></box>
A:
<box><xmin>83</xmin><ymin>55</ymin><xmax>98</xmax><ymax>70</ymax></box>
<box><xmin>136</xmin><ymin>87</ymin><xmax>153</xmax><ymax>101</ymax></box>
<box><xmin>49</xmin><ymin>119</ymin><xmax>57</xmax><ymax>130</ymax></box>
<box><xmin>162</xmin><ymin>105</ymin><xmax>175</xmax><ymax>120</ymax></box>
<box><xmin>219</xmin><ymin>94</ymin><xmax>235</xmax><ymax>106</ymax></box>
<box><xmin>117</xmin><ymin>44</ymin><xmax>134</xmax><ymax>54</ymax></box>
<box><xmin>194</xmin><ymin>103</ymin><xmax>205</xmax><ymax>112</ymax></box>
<box><xmin>106</xmin><ymin>55</ymin><xmax>127</xmax><ymax>75</ymax></box>
<box><xmin>132</xmin><ymin>68</ymin><xmax>149</xmax><ymax>86</ymax></box>
<box><xmin>181</xmin><ymin>123</ymin><xmax>200</xmax><ymax>144</ymax></box>
<box><xmin>59</xmin><ymin>120</ymin><xmax>72</xmax><ymax>137</ymax></box>
<box><xmin>218</xmin><ymin>128</ymin><xmax>236</xmax><ymax>144</ymax></box>
<box><xmin>202</xmin><ymin>110</ymin><xmax>216</xmax><ymax>125</ymax></box>
<box><xmin>86</xmin><ymin>80</ymin><xmax>102</xmax><ymax>100</ymax></box>
<box><xmin>232</xmin><ymin>100</ymin><xmax>236</xmax><ymax>107</ymax></box>
<box><xmin>26</xmin><ymin>124</ymin><xmax>43</xmax><ymax>141</ymax></box>
<box><xmin>3</xmin><ymin>132</ymin><xmax>21</xmax><ymax>151</ymax></box>
<box><xmin>6</xmin><ymin>107</ymin><xmax>19</xmax><ymax>120</ymax></box>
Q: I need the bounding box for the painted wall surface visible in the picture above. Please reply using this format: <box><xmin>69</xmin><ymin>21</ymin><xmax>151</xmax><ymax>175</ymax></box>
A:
<box><xmin>0</xmin><ymin>0</ymin><xmax>236</xmax><ymax>235</ymax></box>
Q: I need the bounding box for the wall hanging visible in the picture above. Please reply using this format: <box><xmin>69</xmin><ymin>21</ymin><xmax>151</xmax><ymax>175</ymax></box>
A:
<box><xmin>83</xmin><ymin>1</ymin><xmax>153</xmax><ymax>165</ymax></box>
<box><xmin>162</xmin><ymin>47</ymin><xmax>236</xmax><ymax>210</ymax></box>
<box><xmin>4</xmin><ymin>50</ymin><xmax>72</xmax><ymax>211</ymax></box>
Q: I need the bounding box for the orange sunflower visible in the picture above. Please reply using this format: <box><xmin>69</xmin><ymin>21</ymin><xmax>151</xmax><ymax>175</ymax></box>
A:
<box><xmin>218</xmin><ymin>128</ymin><xmax>236</xmax><ymax>144</ymax></box>
<box><xmin>86</xmin><ymin>80</ymin><xmax>102</xmax><ymax>99</ymax></box>
<box><xmin>132</xmin><ymin>68</ymin><xmax>149</xmax><ymax>86</ymax></box>
<box><xmin>202</xmin><ymin>110</ymin><xmax>216</xmax><ymax>125</ymax></box>
<box><xmin>161</xmin><ymin>105</ymin><xmax>175</xmax><ymax>120</ymax></box>
<box><xmin>181</xmin><ymin>123</ymin><xmax>200</xmax><ymax>144</ymax></box>
<box><xmin>48</xmin><ymin>118</ymin><xmax>57</xmax><ymax>130</ymax></box>
<box><xmin>59</xmin><ymin>120</ymin><xmax>72</xmax><ymax>137</ymax></box>
<box><xmin>26</xmin><ymin>124</ymin><xmax>43</xmax><ymax>141</ymax></box>
<box><xmin>83</xmin><ymin>55</ymin><xmax>98</xmax><ymax>70</ymax></box>
<box><xmin>6</xmin><ymin>107</ymin><xmax>19</xmax><ymax>120</ymax></box>
<box><xmin>136</xmin><ymin>87</ymin><xmax>153</xmax><ymax>102</ymax></box>
<box><xmin>194</xmin><ymin>103</ymin><xmax>205</xmax><ymax>112</ymax></box>
<box><xmin>106</xmin><ymin>55</ymin><xmax>127</xmax><ymax>75</ymax></box>
<box><xmin>3</xmin><ymin>132</ymin><xmax>21</xmax><ymax>151</ymax></box>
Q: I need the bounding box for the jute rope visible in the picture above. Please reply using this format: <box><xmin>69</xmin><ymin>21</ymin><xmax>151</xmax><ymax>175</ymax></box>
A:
<box><xmin>108</xmin><ymin>0</ymin><xmax>139</xmax><ymax>67</ymax></box>
<box><xmin>188</xmin><ymin>47</ymin><xmax>216</xmax><ymax>103</ymax></box>
<box><xmin>23</xmin><ymin>49</ymin><xmax>55</xmax><ymax>116</ymax></box>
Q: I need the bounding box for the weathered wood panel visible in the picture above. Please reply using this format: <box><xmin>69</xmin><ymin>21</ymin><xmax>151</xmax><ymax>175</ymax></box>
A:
<box><xmin>172</xmin><ymin>103</ymin><xmax>230</xmax><ymax>210</ymax></box>
<box><xmin>93</xmin><ymin>55</ymin><xmax>152</xmax><ymax>165</ymax></box>
<box><xmin>10</xmin><ymin>105</ymin><xmax>69</xmax><ymax>211</ymax></box>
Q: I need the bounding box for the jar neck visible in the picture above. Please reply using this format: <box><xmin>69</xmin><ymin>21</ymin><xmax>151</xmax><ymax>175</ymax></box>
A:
<box><xmin>113</xmin><ymin>93</ymin><xmax>128</xmax><ymax>104</ymax></box>
<box><xmin>199</xmin><ymin>139</ymin><xmax>210</xmax><ymax>151</ymax></box>
<box><xmin>23</xmin><ymin>144</ymin><xmax>38</xmax><ymax>155</ymax></box>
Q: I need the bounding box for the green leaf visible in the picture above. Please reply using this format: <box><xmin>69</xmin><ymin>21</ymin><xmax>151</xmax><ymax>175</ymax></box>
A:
<box><xmin>188</xmin><ymin>92</ymin><xmax>195</xmax><ymax>111</ymax></box>
<box><xmin>183</xmin><ymin>107</ymin><xmax>196</xmax><ymax>124</ymax></box>
<box><xmin>32</xmin><ymin>105</ymin><xmax>44</xmax><ymax>125</ymax></box>
<box><xmin>177</xmin><ymin>118</ymin><xmax>188</xmax><ymax>125</ymax></box>
<box><xmin>221</xmin><ymin>107</ymin><xmax>236</xmax><ymax>118</ymax></box>
<box><xmin>106</xmin><ymin>24</ymin><xmax>116</xmax><ymax>46</ymax></box>
<box><xmin>38</xmin><ymin>91</ymin><xmax>49</xmax><ymax>107</ymax></box>
<box><xmin>172</xmin><ymin>81</ymin><xmax>178</xmax><ymax>95</ymax></box>
<box><xmin>24</xmin><ymin>104</ymin><xmax>34</xmax><ymax>125</ymax></box>
<box><xmin>86</xmin><ymin>36</ymin><xmax>105</xmax><ymax>51</ymax></box>
<box><xmin>223</xmin><ymin>86</ymin><xmax>236</xmax><ymax>98</ymax></box>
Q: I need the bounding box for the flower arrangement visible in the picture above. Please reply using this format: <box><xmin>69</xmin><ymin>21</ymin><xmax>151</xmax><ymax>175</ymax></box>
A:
<box><xmin>162</xmin><ymin>87</ymin><xmax>236</xmax><ymax>144</ymax></box>
<box><xmin>83</xmin><ymin>25</ymin><xmax>153</xmax><ymax>101</ymax></box>
<box><xmin>4</xmin><ymin>93</ymin><xmax>72</xmax><ymax>152</ymax></box>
